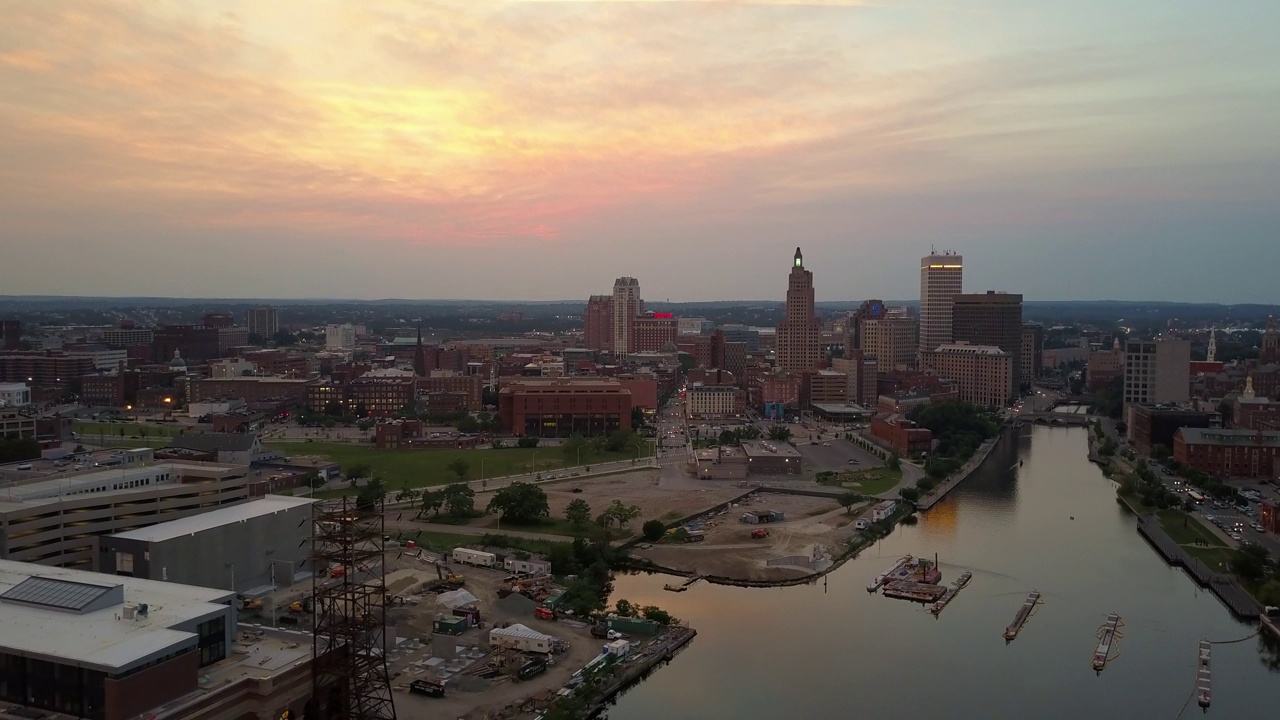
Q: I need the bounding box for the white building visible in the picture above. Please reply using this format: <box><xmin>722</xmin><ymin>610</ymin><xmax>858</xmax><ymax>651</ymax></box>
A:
<box><xmin>325</xmin><ymin>323</ymin><xmax>356</xmax><ymax>350</ymax></box>
<box><xmin>612</xmin><ymin>277</ymin><xmax>642</xmax><ymax>354</ymax></box>
<box><xmin>490</xmin><ymin>623</ymin><xmax>554</xmax><ymax>654</ymax></box>
<box><xmin>0</xmin><ymin>382</ymin><xmax>31</xmax><ymax>408</ymax></box>
<box><xmin>686</xmin><ymin>384</ymin><xmax>743</xmax><ymax>419</ymax></box>
<box><xmin>919</xmin><ymin>251</ymin><xmax>963</xmax><ymax>354</ymax></box>
<box><xmin>1123</xmin><ymin>338</ymin><xmax>1191</xmax><ymax>406</ymax></box>
<box><xmin>678</xmin><ymin>317</ymin><xmax>713</xmax><ymax>335</ymax></box>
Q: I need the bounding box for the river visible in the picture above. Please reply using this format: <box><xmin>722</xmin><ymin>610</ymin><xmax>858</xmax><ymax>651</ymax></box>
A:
<box><xmin>605</xmin><ymin>426</ymin><xmax>1279</xmax><ymax>719</ymax></box>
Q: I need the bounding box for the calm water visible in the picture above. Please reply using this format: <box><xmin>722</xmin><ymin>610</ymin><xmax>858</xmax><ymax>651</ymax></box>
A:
<box><xmin>606</xmin><ymin>426</ymin><xmax>1279</xmax><ymax>719</ymax></box>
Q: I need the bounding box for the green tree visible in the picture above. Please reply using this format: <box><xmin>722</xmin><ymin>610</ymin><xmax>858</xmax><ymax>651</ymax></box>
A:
<box><xmin>343</xmin><ymin>463</ymin><xmax>371</xmax><ymax>481</ymax></box>
<box><xmin>491</xmin><ymin>438</ymin><xmax>505</xmax><ymax>449</ymax></box>
<box><xmin>718</xmin><ymin>430</ymin><xmax>736</xmax><ymax>446</ymax></box>
<box><xmin>887</xmin><ymin>451</ymin><xmax>901</xmax><ymax>471</ymax></box>
<box><xmin>487</xmin><ymin>482</ymin><xmax>550</xmax><ymax>524</ymax></box>
<box><xmin>565</xmin><ymin>498</ymin><xmax>592</xmax><ymax>530</ymax></box>
<box><xmin>768</xmin><ymin>425</ymin><xmax>791</xmax><ymax>442</ymax></box>
<box><xmin>417</xmin><ymin>489</ymin><xmax>444</xmax><ymax>519</ymax></box>
<box><xmin>899</xmin><ymin>487</ymin><xmax>920</xmax><ymax>503</ymax></box>
<box><xmin>641</xmin><ymin>606</ymin><xmax>674</xmax><ymax>625</ymax></box>
<box><xmin>355</xmin><ymin>477</ymin><xmax>386</xmax><ymax>510</ymax></box>
<box><xmin>303</xmin><ymin>471</ymin><xmax>326</xmax><ymax>490</ymax></box>
<box><xmin>615</xmin><ymin>599</ymin><xmax>637</xmax><ymax>617</ymax></box>
<box><xmin>455</xmin><ymin>415</ymin><xmax>480</xmax><ymax>434</ymax></box>
<box><xmin>446</xmin><ymin>458</ymin><xmax>470</xmax><ymax>482</ymax></box>
<box><xmin>641</xmin><ymin>519</ymin><xmax>666</xmax><ymax>541</ymax></box>
<box><xmin>838</xmin><ymin>491</ymin><xmax>862</xmax><ymax>514</ymax></box>
<box><xmin>517</xmin><ymin>436</ymin><xmax>539</xmax><ymax>448</ymax></box>
<box><xmin>1229</xmin><ymin>543</ymin><xmax>1270</xmax><ymax>581</ymax></box>
<box><xmin>631</xmin><ymin>407</ymin><xmax>646</xmax><ymax>429</ymax></box>
<box><xmin>562</xmin><ymin>434</ymin><xmax>588</xmax><ymax>462</ymax></box>
<box><xmin>393</xmin><ymin>480</ymin><xmax>419</xmax><ymax>503</ymax></box>
<box><xmin>441</xmin><ymin>483</ymin><xmax>475</xmax><ymax>517</ymax></box>
<box><xmin>607</xmin><ymin>500</ymin><xmax>642</xmax><ymax>529</ymax></box>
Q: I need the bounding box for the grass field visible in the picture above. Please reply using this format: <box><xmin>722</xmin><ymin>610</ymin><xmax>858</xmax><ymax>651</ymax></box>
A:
<box><xmin>270</xmin><ymin>442</ymin><xmax>647</xmax><ymax>490</ymax></box>
<box><xmin>1157</xmin><ymin>509</ymin><xmax>1225</xmax><ymax>547</ymax></box>
<box><xmin>1184</xmin><ymin>546</ymin><xmax>1235</xmax><ymax>571</ymax></box>
<box><xmin>73</xmin><ymin>421</ymin><xmax>183</xmax><ymax>439</ymax></box>
<box><xmin>827</xmin><ymin>467</ymin><xmax>903</xmax><ymax>496</ymax></box>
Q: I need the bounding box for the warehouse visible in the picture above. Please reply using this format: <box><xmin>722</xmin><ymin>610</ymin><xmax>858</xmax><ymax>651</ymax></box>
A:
<box><xmin>740</xmin><ymin>440</ymin><xmax>803</xmax><ymax>475</ymax></box>
<box><xmin>490</xmin><ymin>623</ymin><xmax>554</xmax><ymax>654</ymax></box>
<box><xmin>98</xmin><ymin>495</ymin><xmax>314</xmax><ymax>594</ymax></box>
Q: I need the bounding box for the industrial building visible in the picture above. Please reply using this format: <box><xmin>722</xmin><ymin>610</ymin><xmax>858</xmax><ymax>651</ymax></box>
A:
<box><xmin>497</xmin><ymin>378</ymin><xmax>633</xmax><ymax>437</ymax></box>
<box><xmin>0</xmin><ymin>458</ymin><xmax>252</xmax><ymax>569</ymax></box>
<box><xmin>99</xmin><ymin>495</ymin><xmax>314</xmax><ymax>594</ymax></box>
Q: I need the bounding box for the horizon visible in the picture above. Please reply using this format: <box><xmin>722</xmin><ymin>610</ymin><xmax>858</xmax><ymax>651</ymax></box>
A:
<box><xmin>3</xmin><ymin>2</ymin><xmax>1278</xmax><ymax>302</ymax></box>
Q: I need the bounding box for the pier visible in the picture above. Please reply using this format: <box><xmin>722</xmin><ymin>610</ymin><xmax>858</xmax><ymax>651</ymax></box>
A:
<box><xmin>1135</xmin><ymin>516</ymin><xmax>1260</xmax><ymax>619</ymax></box>
<box><xmin>1004</xmin><ymin>591</ymin><xmax>1042</xmax><ymax>642</ymax></box>
<box><xmin>663</xmin><ymin>575</ymin><xmax>701</xmax><ymax>592</ymax></box>
<box><xmin>882</xmin><ymin>580</ymin><xmax>948</xmax><ymax>603</ymax></box>
<box><xmin>1197</xmin><ymin>639</ymin><xmax>1211</xmax><ymax>710</ymax></box>
<box><xmin>928</xmin><ymin>571</ymin><xmax>972</xmax><ymax>616</ymax></box>
<box><xmin>1091</xmin><ymin>613</ymin><xmax>1124</xmax><ymax>673</ymax></box>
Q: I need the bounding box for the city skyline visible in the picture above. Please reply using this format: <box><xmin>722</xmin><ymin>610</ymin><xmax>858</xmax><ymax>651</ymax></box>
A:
<box><xmin>2</xmin><ymin>1</ymin><xmax>1279</xmax><ymax>302</ymax></box>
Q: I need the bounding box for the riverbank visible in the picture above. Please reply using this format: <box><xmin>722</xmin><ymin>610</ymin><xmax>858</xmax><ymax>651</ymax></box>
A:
<box><xmin>584</xmin><ymin>626</ymin><xmax>697</xmax><ymax>717</ymax></box>
<box><xmin>916</xmin><ymin>436</ymin><xmax>1000</xmax><ymax>511</ymax></box>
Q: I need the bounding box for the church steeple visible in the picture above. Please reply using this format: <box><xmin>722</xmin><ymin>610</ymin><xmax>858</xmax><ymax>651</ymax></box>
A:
<box><xmin>1262</xmin><ymin>315</ymin><xmax>1279</xmax><ymax>363</ymax></box>
<box><xmin>413</xmin><ymin>323</ymin><xmax>426</xmax><ymax>377</ymax></box>
<box><xmin>1207</xmin><ymin>327</ymin><xmax>1217</xmax><ymax>363</ymax></box>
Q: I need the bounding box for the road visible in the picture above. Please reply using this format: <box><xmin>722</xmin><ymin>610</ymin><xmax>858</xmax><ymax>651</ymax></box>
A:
<box><xmin>383</xmin><ymin>517</ymin><xmax>571</xmax><ymax>544</ymax></box>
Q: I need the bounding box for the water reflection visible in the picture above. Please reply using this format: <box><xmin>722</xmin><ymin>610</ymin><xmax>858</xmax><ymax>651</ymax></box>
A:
<box><xmin>606</xmin><ymin>427</ymin><xmax>1278</xmax><ymax>720</ymax></box>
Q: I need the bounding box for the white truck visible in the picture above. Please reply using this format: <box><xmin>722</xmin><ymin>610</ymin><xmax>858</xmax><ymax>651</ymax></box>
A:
<box><xmin>451</xmin><ymin>547</ymin><xmax>497</xmax><ymax>568</ymax></box>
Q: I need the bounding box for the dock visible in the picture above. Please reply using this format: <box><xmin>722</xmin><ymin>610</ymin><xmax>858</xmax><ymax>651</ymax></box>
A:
<box><xmin>1196</xmin><ymin>639</ymin><xmax>1211</xmax><ymax>709</ymax></box>
<box><xmin>1091</xmin><ymin>613</ymin><xmax>1124</xmax><ymax>673</ymax></box>
<box><xmin>664</xmin><ymin>575</ymin><xmax>702</xmax><ymax>593</ymax></box>
<box><xmin>1135</xmin><ymin>516</ymin><xmax>1259</xmax><ymax>619</ymax></box>
<box><xmin>882</xmin><ymin>580</ymin><xmax>948</xmax><ymax>603</ymax></box>
<box><xmin>1003</xmin><ymin>591</ymin><xmax>1042</xmax><ymax>642</ymax></box>
<box><xmin>584</xmin><ymin>626</ymin><xmax>697</xmax><ymax>716</ymax></box>
<box><xmin>867</xmin><ymin>555</ymin><xmax>913</xmax><ymax>593</ymax></box>
<box><xmin>928</xmin><ymin>571</ymin><xmax>972</xmax><ymax>616</ymax></box>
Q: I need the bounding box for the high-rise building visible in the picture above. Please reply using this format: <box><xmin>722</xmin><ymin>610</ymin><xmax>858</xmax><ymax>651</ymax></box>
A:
<box><xmin>951</xmin><ymin>291</ymin><xmax>1023</xmax><ymax>394</ymax></box>
<box><xmin>920</xmin><ymin>343</ymin><xmax>1012</xmax><ymax>407</ymax></box>
<box><xmin>860</xmin><ymin>315</ymin><xmax>918</xmax><ymax>372</ymax></box>
<box><xmin>844</xmin><ymin>299</ymin><xmax>885</xmax><ymax>356</ymax></box>
<box><xmin>1123</xmin><ymin>338</ymin><xmax>1191</xmax><ymax>407</ymax></box>
<box><xmin>584</xmin><ymin>295</ymin><xmax>613</xmax><ymax>351</ymax></box>
<box><xmin>919</xmin><ymin>251</ymin><xmax>963</xmax><ymax>354</ymax></box>
<box><xmin>634</xmin><ymin>314</ymin><xmax>678</xmax><ymax>353</ymax></box>
<box><xmin>325</xmin><ymin>324</ymin><xmax>356</xmax><ymax>350</ymax></box>
<box><xmin>611</xmin><ymin>277</ymin><xmax>642</xmax><ymax>355</ymax></box>
<box><xmin>1</xmin><ymin>320</ymin><xmax>19</xmax><ymax>351</ymax></box>
<box><xmin>776</xmin><ymin>248</ymin><xmax>820</xmax><ymax>374</ymax></box>
<box><xmin>246</xmin><ymin>306</ymin><xmax>280</xmax><ymax>339</ymax></box>
<box><xmin>1021</xmin><ymin>323</ymin><xmax>1044</xmax><ymax>387</ymax></box>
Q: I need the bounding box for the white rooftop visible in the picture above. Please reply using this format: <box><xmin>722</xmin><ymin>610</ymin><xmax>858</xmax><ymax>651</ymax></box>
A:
<box><xmin>491</xmin><ymin>623</ymin><xmax>552</xmax><ymax>641</ymax></box>
<box><xmin>110</xmin><ymin>495</ymin><xmax>314</xmax><ymax>543</ymax></box>
<box><xmin>0</xmin><ymin>559</ymin><xmax>233</xmax><ymax>673</ymax></box>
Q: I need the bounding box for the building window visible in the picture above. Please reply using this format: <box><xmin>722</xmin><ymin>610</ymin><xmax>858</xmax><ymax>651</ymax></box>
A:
<box><xmin>197</xmin><ymin>616</ymin><xmax>227</xmax><ymax>667</ymax></box>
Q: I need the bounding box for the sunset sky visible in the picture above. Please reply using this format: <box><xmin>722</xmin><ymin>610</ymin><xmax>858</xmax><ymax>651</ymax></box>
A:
<box><xmin>2</xmin><ymin>1</ymin><xmax>1278</xmax><ymax>302</ymax></box>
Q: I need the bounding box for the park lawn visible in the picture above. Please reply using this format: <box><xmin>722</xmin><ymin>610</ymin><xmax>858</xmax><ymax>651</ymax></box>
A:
<box><xmin>269</xmin><ymin>442</ymin><xmax>644</xmax><ymax>491</ymax></box>
<box><xmin>73</xmin><ymin>421</ymin><xmax>184</xmax><ymax>439</ymax></box>
<box><xmin>842</xmin><ymin>467</ymin><xmax>903</xmax><ymax>496</ymax></box>
<box><xmin>1184</xmin><ymin>546</ymin><xmax>1235</xmax><ymax>571</ymax></box>
<box><xmin>1157</xmin><ymin>509</ymin><xmax>1225</xmax><ymax>547</ymax></box>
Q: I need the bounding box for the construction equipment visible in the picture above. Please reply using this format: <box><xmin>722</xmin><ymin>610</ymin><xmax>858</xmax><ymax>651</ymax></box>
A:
<box><xmin>288</xmin><ymin>597</ymin><xmax>314</xmax><ymax>614</ymax></box>
<box><xmin>240</xmin><ymin>598</ymin><xmax>262</xmax><ymax>610</ymax></box>
<box><xmin>434</xmin><ymin>561</ymin><xmax>465</xmax><ymax>587</ymax></box>
<box><xmin>751</xmin><ymin>529</ymin><xmax>771</xmax><ymax>539</ymax></box>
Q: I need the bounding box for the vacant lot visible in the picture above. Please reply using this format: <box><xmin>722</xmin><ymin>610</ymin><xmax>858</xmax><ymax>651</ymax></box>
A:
<box><xmin>73</xmin><ymin>421</ymin><xmax>183</xmax><ymax>439</ymax></box>
<box><xmin>270</xmin><ymin>442</ymin><xmax>646</xmax><ymax>490</ymax></box>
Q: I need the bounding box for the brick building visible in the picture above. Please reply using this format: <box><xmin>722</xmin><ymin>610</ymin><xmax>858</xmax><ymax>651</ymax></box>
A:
<box><xmin>951</xmin><ymin>291</ymin><xmax>1023</xmax><ymax>394</ymax></box>
<box><xmin>152</xmin><ymin>325</ymin><xmax>220</xmax><ymax>364</ymax></box>
<box><xmin>346</xmin><ymin>369</ymin><xmax>418</xmax><ymax>417</ymax></box>
<box><xmin>241</xmin><ymin>350</ymin><xmax>310</xmax><ymax>378</ymax></box>
<box><xmin>804</xmin><ymin>370</ymin><xmax>849</xmax><ymax>406</ymax></box>
<box><xmin>871</xmin><ymin>413</ymin><xmax>933</xmax><ymax>455</ymax></box>
<box><xmin>497</xmin><ymin>378</ymin><xmax>632</xmax><ymax>437</ymax></box>
<box><xmin>1174</xmin><ymin>428</ymin><xmax>1280</xmax><ymax>479</ymax></box>
<box><xmin>1087</xmin><ymin>343</ymin><xmax>1125</xmax><ymax>391</ymax></box>
<box><xmin>920</xmin><ymin>343</ymin><xmax>1013</xmax><ymax>408</ymax></box>
<box><xmin>686</xmin><ymin>384</ymin><xmax>746</xmax><ymax>419</ymax></box>
<box><xmin>188</xmin><ymin>377</ymin><xmax>316</xmax><ymax>406</ymax></box>
<box><xmin>1126</xmin><ymin>405</ymin><xmax>1219</xmax><ymax>455</ymax></box>
<box><xmin>0</xmin><ymin>320</ymin><xmax>19</xmax><ymax>351</ymax></box>
<box><xmin>634</xmin><ymin>315</ymin><xmax>678</xmax><ymax>353</ymax></box>
<box><xmin>81</xmin><ymin>371</ymin><xmax>141</xmax><ymax>407</ymax></box>
<box><xmin>0</xmin><ymin>352</ymin><xmax>97</xmax><ymax>393</ymax></box>
<box><xmin>420</xmin><ymin>373</ymin><xmax>483</xmax><ymax>412</ymax></box>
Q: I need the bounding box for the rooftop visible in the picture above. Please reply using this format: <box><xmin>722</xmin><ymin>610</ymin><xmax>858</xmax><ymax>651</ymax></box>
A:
<box><xmin>740</xmin><ymin>440</ymin><xmax>802</xmax><ymax>458</ymax></box>
<box><xmin>169</xmin><ymin>433</ymin><xmax>260</xmax><ymax>453</ymax></box>
<box><xmin>0</xmin><ymin>559</ymin><xmax>233</xmax><ymax>673</ymax></box>
<box><xmin>930</xmin><ymin>344</ymin><xmax>1008</xmax><ymax>356</ymax></box>
<box><xmin>109</xmin><ymin>495</ymin><xmax>313</xmax><ymax>543</ymax></box>
<box><xmin>1179</xmin><ymin>428</ymin><xmax>1280</xmax><ymax>447</ymax></box>
<box><xmin>0</xmin><ymin>460</ymin><xmax>246</xmax><ymax>506</ymax></box>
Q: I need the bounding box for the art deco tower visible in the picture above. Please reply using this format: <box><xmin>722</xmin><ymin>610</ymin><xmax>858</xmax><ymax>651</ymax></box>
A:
<box><xmin>775</xmin><ymin>247</ymin><xmax>820</xmax><ymax>373</ymax></box>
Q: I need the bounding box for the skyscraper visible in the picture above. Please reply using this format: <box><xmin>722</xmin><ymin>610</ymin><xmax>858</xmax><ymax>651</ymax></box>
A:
<box><xmin>952</xmin><ymin>291</ymin><xmax>1023</xmax><ymax>394</ymax></box>
<box><xmin>611</xmin><ymin>277</ymin><xmax>642</xmax><ymax>355</ymax></box>
<box><xmin>584</xmin><ymin>295</ymin><xmax>613</xmax><ymax>351</ymax></box>
<box><xmin>776</xmin><ymin>247</ymin><xmax>820</xmax><ymax>373</ymax></box>
<box><xmin>919</xmin><ymin>251</ymin><xmax>963</xmax><ymax>354</ymax></box>
<box><xmin>245</xmin><ymin>307</ymin><xmax>279</xmax><ymax>339</ymax></box>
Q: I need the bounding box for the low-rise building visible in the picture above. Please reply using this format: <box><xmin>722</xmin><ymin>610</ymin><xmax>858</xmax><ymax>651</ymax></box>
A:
<box><xmin>0</xmin><ymin>382</ymin><xmax>30</xmax><ymax>408</ymax></box>
<box><xmin>741</xmin><ymin>440</ymin><xmax>802</xmax><ymax>475</ymax></box>
<box><xmin>1126</xmin><ymin>405</ymin><xmax>1219</xmax><ymax>454</ymax></box>
<box><xmin>166</xmin><ymin>433</ymin><xmax>280</xmax><ymax>465</ymax></box>
<box><xmin>693</xmin><ymin>446</ymin><xmax>748</xmax><ymax>479</ymax></box>
<box><xmin>188</xmin><ymin>376</ymin><xmax>316</xmax><ymax>406</ymax></box>
<box><xmin>1173</xmin><ymin>428</ymin><xmax>1280</xmax><ymax>479</ymax></box>
<box><xmin>686</xmin><ymin>384</ymin><xmax>746</xmax><ymax>419</ymax></box>
<box><xmin>871</xmin><ymin>413</ymin><xmax>933</xmax><ymax>455</ymax></box>
<box><xmin>421</xmin><ymin>372</ymin><xmax>483</xmax><ymax>411</ymax></box>
<box><xmin>497</xmin><ymin>378</ymin><xmax>632</xmax><ymax>438</ymax></box>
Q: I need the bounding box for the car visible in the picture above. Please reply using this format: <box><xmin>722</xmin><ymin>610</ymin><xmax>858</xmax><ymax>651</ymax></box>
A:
<box><xmin>823</xmin><ymin>442</ymin><xmax>831</xmax><ymax>447</ymax></box>
<box><xmin>570</xmin><ymin>488</ymin><xmax>583</xmax><ymax>493</ymax></box>
<box><xmin>1229</xmin><ymin>533</ymin><xmax>1243</xmax><ymax>541</ymax></box>
<box><xmin>1252</xmin><ymin>523</ymin><xmax>1265</xmax><ymax>532</ymax></box>
<box><xmin>847</xmin><ymin>459</ymin><xmax>860</xmax><ymax>465</ymax></box>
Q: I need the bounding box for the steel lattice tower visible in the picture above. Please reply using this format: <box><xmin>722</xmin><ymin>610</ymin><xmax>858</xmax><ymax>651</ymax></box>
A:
<box><xmin>311</xmin><ymin>496</ymin><xmax>396</xmax><ymax>720</ymax></box>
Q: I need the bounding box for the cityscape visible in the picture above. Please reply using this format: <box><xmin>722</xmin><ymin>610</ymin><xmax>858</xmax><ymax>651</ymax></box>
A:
<box><xmin>3</xmin><ymin>2</ymin><xmax>1280</xmax><ymax>720</ymax></box>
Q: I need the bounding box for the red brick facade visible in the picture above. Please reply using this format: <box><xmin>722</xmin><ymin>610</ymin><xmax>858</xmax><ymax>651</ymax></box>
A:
<box><xmin>498</xmin><ymin>379</ymin><xmax>632</xmax><ymax>437</ymax></box>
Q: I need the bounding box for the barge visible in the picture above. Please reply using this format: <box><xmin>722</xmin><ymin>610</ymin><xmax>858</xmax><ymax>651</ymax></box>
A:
<box><xmin>927</xmin><ymin>571</ymin><xmax>972</xmax><ymax>616</ymax></box>
<box><xmin>1091</xmin><ymin>613</ymin><xmax>1124</xmax><ymax>673</ymax></box>
<box><xmin>1003</xmin><ymin>591</ymin><xmax>1042</xmax><ymax>642</ymax></box>
<box><xmin>1197</xmin><ymin>639</ymin><xmax>1211</xmax><ymax>709</ymax></box>
<box><xmin>882</xmin><ymin>580</ymin><xmax>948</xmax><ymax>603</ymax></box>
<box><xmin>867</xmin><ymin>555</ymin><xmax>913</xmax><ymax>593</ymax></box>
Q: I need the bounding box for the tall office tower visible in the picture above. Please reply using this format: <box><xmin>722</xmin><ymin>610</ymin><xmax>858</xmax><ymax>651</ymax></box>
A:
<box><xmin>952</xmin><ymin>291</ymin><xmax>1024</xmax><ymax>394</ymax></box>
<box><xmin>1021</xmin><ymin>323</ymin><xmax>1044</xmax><ymax>386</ymax></box>
<box><xmin>860</xmin><ymin>314</ymin><xmax>919</xmax><ymax>371</ymax></box>
<box><xmin>844</xmin><ymin>299</ymin><xmax>885</xmax><ymax>356</ymax></box>
<box><xmin>611</xmin><ymin>277</ymin><xmax>642</xmax><ymax>355</ymax></box>
<box><xmin>0</xmin><ymin>320</ymin><xmax>19</xmax><ymax>351</ymax></box>
<box><xmin>245</xmin><ymin>306</ymin><xmax>279</xmax><ymax>339</ymax></box>
<box><xmin>775</xmin><ymin>247</ymin><xmax>821</xmax><ymax>373</ymax></box>
<box><xmin>1123</xmin><ymin>338</ymin><xmax>1191</xmax><ymax>407</ymax></box>
<box><xmin>919</xmin><ymin>251</ymin><xmax>963</xmax><ymax>354</ymax></box>
<box><xmin>584</xmin><ymin>295</ymin><xmax>613</xmax><ymax>351</ymax></box>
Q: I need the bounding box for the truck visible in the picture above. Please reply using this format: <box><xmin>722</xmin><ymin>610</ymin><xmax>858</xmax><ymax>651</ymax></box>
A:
<box><xmin>451</xmin><ymin>547</ymin><xmax>498</xmax><ymax>567</ymax></box>
<box><xmin>751</xmin><ymin>529</ymin><xmax>770</xmax><ymax>539</ymax></box>
<box><xmin>408</xmin><ymin>679</ymin><xmax>445</xmax><ymax>698</ymax></box>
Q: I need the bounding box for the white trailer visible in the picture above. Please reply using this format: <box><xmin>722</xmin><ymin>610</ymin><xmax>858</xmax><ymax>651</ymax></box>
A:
<box><xmin>490</xmin><ymin>623</ymin><xmax>553</xmax><ymax>654</ymax></box>
<box><xmin>503</xmin><ymin>557</ymin><xmax>551</xmax><ymax>575</ymax></box>
<box><xmin>451</xmin><ymin>547</ymin><xmax>497</xmax><ymax>567</ymax></box>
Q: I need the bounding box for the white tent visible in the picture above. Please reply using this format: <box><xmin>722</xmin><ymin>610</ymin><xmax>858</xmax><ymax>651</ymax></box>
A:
<box><xmin>437</xmin><ymin>588</ymin><xmax>479</xmax><ymax>609</ymax></box>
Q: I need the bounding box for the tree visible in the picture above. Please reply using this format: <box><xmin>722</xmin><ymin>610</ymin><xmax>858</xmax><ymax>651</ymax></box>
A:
<box><xmin>417</xmin><ymin>489</ymin><xmax>444</xmax><ymax>519</ymax></box>
<box><xmin>394</xmin><ymin>480</ymin><xmax>419</xmax><ymax>503</ymax></box>
<box><xmin>767</xmin><ymin>425</ymin><xmax>791</xmax><ymax>442</ymax></box>
<box><xmin>606</xmin><ymin>499</ymin><xmax>642</xmax><ymax>529</ymax></box>
<box><xmin>355</xmin><ymin>477</ymin><xmax>386</xmax><ymax>510</ymax></box>
<box><xmin>565</xmin><ymin>498</ymin><xmax>592</xmax><ymax>530</ymax></box>
<box><xmin>343</xmin><ymin>463</ymin><xmax>371</xmax><ymax>481</ymax></box>
<box><xmin>898</xmin><ymin>487</ymin><xmax>920</xmax><ymax>503</ymax></box>
<box><xmin>838</xmin><ymin>491</ymin><xmax>862</xmax><ymax>515</ymax></box>
<box><xmin>1230</xmin><ymin>543</ymin><xmax>1270</xmax><ymax>581</ymax></box>
<box><xmin>303</xmin><ymin>471</ymin><xmax>326</xmax><ymax>490</ymax></box>
<box><xmin>594</xmin><ymin>512</ymin><xmax>613</xmax><ymax>529</ymax></box>
<box><xmin>455</xmin><ymin>415</ymin><xmax>480</xmax><ymax>434</ymax></box>
<box><xmin>641</xmin><ymin>606</ymin><xmax>674</xmax><ymax>625</ymax></box>
<box><xmin>517</xmin><ymin>437</ymin><xmax>539</xmax><ymax>448</ymax></box>
<box><xmin>718</xmin><ymin>430</ymin><xmax>736</xmax><ymax>446</ymax></box>
<box><xmin>641</xmin><ymin>519</ymin><xmax>666</xmax><ymax>541</ymax></box>
<box><xmin>487</xmin><ymin>482</ymin><xmax>550</xmax><ymax>524</ymax></box>
<box><xmin>446</xmin><ymin>458</ymin><xmax>470</xmax><ymax>482</ymax></box>
<box><xmin>631</xmin><ymin>407</ymin><xmax>646</xmax><ymax>429</ymax></box>
<box><xmin>441</xmin><ymin>483</ymin><xmax>476</xmax><ymax>517</ymax></box>
<box><xmin>271</xmin><ymin>329</ymin><xmax>297</xmax><ymax>346</ymax></box>
<box><xmin>562</xmin><ymin>434</ymin><xmax>588</xmax><ymax>462</ymax></box>
<box><xmin>887</xmin><ymin>451</ymin><xmax>901</xmax><ymax>471</ymax></box>
<box><xmin>615</xmin><ymin>599</ymin><xmax>637</xmax><ymax>617</ymax></box>
<box><xmin>491</xmin><ymin>438</ymin><xmax>504</xmax><ymax>449</ymax></box>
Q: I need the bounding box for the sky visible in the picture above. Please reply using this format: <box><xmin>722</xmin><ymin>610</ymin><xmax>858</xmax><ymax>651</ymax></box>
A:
<box><xmin>1</xmin><ymin>1</ymin><xmax>1278</xmax><ymax>303</ymax></box>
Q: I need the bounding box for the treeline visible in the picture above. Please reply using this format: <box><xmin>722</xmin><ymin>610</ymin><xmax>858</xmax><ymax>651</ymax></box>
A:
<box><xmin>907</xmin><ymin>401</ymin><xmax>1000</xmax><ymax>478</ymax></box>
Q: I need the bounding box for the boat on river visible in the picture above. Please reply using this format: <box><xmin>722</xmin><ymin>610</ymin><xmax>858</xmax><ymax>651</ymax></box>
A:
<box><xmin>1196</xmin><ymin>639</ymin><xmax>1211</xmax><ymax>709</ymax></box>
<box><xmin>928</xmin><ymin>571</ymin><xmax>973</xmax><ymax>616</ymax></box>
<box><xmin>1003</xmin><ymin>591</ymin><xmax>1042</xmax><ymax>642</ymax></box>
<box><xmin>1091</xmin><ymin>613</ymin><xmax>1124</xmax><ymax>673</ymax></box>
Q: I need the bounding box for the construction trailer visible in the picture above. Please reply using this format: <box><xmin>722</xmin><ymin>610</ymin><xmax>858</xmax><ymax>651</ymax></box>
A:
<box><xmin>451</xmin><ymin>547</ymin><xmax>498</xmax><ymax>567</ymax></box>
<box><xmin>490</xmin><ymin>623</ymin><xmax>554</xmax><ymax>654</ymax></box>
<box><xmin>504</xmin><ymin>556</ymin><xmax>552</xmax><ymax>575</ymax></box>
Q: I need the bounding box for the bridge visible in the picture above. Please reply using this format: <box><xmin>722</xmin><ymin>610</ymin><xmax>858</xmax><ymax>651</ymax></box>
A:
<box><xmin>1008</xmin><ymin>412</ymin><xmax>1093</xmax><ymax>427</ymax></box>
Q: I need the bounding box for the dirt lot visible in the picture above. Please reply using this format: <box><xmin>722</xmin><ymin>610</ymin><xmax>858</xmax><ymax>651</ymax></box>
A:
<box><xmin>632</xmin><ymin>493</ymin><xmax>869</xmax><ymax>581</ymax></box>
<box><xmin>381</xmin><ymin>553</ymin><xmax>604</xmax><ymax>719</ymax></box>
<box><xmin>459</xmin><ymin>468</ymin><xmax>746</xmax><ymax>535</ymax></box>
